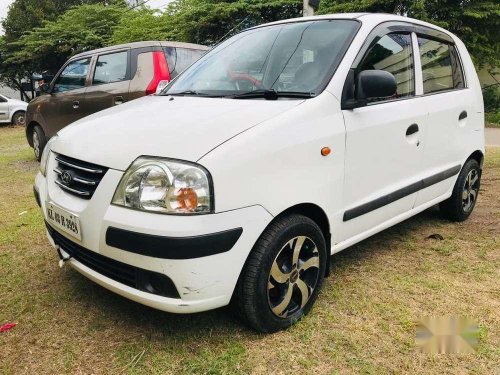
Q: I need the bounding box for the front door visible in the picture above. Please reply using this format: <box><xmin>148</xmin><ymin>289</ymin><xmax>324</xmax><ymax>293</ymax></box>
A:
<box><xmin>340</xmin><ymin>32</ymin><xmax>425</xmax><ymax>241</ymax></box>
<box><xmin>43</xmin><ymin>57</ymin><xmax>92</xmax><ymax>136</ymax></box>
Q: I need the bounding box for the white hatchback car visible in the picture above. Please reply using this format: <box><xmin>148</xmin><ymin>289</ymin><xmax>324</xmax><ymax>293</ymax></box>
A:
<box><xmin>0</xmin><ymin>94</ymin><xmax>27</xmax><ymax>126</ymax></box>
<box><xmin>34</xmin><ymin>14</ymin><xmax>484</xmax><ymax>332</ymax></box>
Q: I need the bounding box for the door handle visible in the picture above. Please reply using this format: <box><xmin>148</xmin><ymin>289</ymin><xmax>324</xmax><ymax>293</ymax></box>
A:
<box><xmin>459</xmin><ymin>110</ymin><xmax>467</xmax><ymax>121</ymax></box>
<box><xmin>406</xmin><ymin>124</ymin><xmax>419</xmax><ymax>136</ymax></box>
<box><xmin>115</xmin><ymin>96</ymin><xmax>124</xmax><ymax>105</ymax></box>
<box><xmin>72</xmin><ymin>101</ymin><xmax>79</xmax><ymax>109</ymax></box>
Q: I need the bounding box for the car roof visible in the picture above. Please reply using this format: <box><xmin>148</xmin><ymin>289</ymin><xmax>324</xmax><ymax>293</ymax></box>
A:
<box><xmin>249</xmin><ymin>13</ymin><xmax>455</xmax><ymax>39</ymax></box>
<box><xmin>71</xmin><ymin>40</ymin><xmax>209</xmax><ymax>60</ymax></box>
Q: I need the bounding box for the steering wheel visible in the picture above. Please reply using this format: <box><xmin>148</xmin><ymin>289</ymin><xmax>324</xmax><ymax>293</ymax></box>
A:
<box><xmin>227</xmin><ymin>71</ymin><xmax>263</xmax><ymax>90</ymax></box>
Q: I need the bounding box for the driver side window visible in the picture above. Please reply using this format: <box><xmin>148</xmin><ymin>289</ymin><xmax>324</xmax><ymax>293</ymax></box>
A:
<box><xmin>53</xmin><ymin>57</ymin><xmax>91</xmax><ymax>92</ymax></box>
<box><xmin>358</xmin><ymin>33</ymin><xmax>415</xmax><ymax>102</ymax></box>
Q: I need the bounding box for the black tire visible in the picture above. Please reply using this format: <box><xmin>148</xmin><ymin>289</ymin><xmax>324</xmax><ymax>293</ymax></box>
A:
<box><xmin>232</xmin><ymin>214</ymin><xmax>327</xmax><ymax>333</ymax></box>
<box><xmin>32</xmin><ymin>125</ymin><xmax>47</xmax><ymax>162</ymax></box>
<box><xmin>440</xmin><ymin>159</ymin><xmax>481</xmax><ymax>222</ymax></box>
<box><xmin>12</xmin><ymin>111</ymin><xmax>26</xmax><ymax>126</ymax></box>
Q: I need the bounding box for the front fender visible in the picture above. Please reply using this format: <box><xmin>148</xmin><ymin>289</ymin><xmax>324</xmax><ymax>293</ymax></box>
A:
<box><xmin>198</xmin><ymin>92</ymin><xmax>346</xmax><ymax>243</ymax></box>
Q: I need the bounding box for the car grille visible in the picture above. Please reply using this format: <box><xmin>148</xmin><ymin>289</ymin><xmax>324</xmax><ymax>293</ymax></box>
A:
<box><xmin>46</xmin><ymin>223</ymin><xmax>180</xmax><ymax>299</ymax></box>
<box><xmin>54</xmin><ymin>154</ymin><xmax>108</xmax><ymax>199</ymax></box>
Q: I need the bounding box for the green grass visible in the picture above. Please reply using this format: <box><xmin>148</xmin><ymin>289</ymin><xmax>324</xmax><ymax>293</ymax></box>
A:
<box><xmin>0</xmin><ymin>125</ymin><xmax>499</xmax><ymax>374</ymax></box>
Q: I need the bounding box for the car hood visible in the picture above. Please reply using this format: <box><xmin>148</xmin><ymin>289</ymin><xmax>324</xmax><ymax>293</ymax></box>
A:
<box><xmin>52</xmin><ymin>95</ymin><xmax>303</xmax><ymax>171</ymax></box>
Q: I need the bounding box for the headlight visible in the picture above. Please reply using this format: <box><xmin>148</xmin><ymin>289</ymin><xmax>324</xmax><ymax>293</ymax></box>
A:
<box><xmin>112</xmin><ymin>157</ymin><xmax>213</xmax><ymax>214</ymax></box>
<box><xmin>40</xmin><ymin>135</ymin><xmax>58</xmax><ymax>176</ymax></box>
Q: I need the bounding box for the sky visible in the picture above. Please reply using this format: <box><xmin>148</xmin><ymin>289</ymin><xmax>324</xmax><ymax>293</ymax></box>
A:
<box><xmin>0</xmin><ymin>0</ymin><xmax>175</xmax><ymax>35</ymax></box>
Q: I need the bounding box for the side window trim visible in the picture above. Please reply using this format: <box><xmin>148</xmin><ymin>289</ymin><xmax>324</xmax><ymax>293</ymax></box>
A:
<box><xmin>415</xmin><ymin>33</ymin><xmax>467</xmax><ymax>95</ymax></box>
<box><xmin>91</xmin><ymin>49</ymin><xmax>131</xmax><ymax>86</ymax></box>
<box><xmin>50</xmin><ymin>56</ymin><xmax>93</xmax><ymax>93</ymax></box>
<box><xmin>453</xmin><ymin>44</ymin><xmax>467</xmax><ymax>88</ymax></box>
<box><xmin>411</xmin><ymin>32</ymin><xmax>424</xmax><ymax>96</ymax></box>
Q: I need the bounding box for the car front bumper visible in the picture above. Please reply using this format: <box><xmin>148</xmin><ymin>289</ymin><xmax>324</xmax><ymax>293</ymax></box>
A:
<box><xmin>35</xmin><ymin>155</ymin><xmax>273</xmax><ymax>313</ymax></box>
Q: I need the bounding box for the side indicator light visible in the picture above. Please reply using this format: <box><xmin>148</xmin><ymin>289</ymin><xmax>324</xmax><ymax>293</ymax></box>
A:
<box><xmin>321</xmin><ymin>147</ymin><xmax>331</xmax><ymax>156</ymax></box>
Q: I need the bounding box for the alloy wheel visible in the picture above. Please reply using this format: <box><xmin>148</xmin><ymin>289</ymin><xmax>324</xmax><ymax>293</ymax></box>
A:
<box><xmin>15</xmin><ymin>114</ymin><xmax>25</xmax><ymax>126</ymax></box>
<box><xmin>267</xmin><ymin>236</ymin><xmax>320</xmax><ymax>318</ymax></box>
<box><xmin>462</xmin><ymin>169</ymin><xmax>479</xmax><ymax>212</ymax></box>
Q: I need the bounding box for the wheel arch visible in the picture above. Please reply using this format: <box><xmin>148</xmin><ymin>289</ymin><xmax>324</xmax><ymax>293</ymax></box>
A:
<box><xmin>10</xmin><ymin>109</ymin><xmax>26</xmax><ymax>122</ymax></box>
<box><xmin>277</xmin><ymin>203</ymin><xmax>331</xmax><ymax>275</ymax></box>
<box><xmin>466</xmin><ymin>150</ymin><xmax>484</xmax><ymax>170</ymax></box>
<box><xmin>239</xmin><ymin>203</ymin><xmax>332</xmax><ymax>287</ymax></box>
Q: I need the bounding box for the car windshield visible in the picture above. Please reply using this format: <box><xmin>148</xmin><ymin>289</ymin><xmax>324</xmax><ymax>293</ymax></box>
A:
<box><xmin>163</xmin><ymin>20</ymin><xmax>359</xmax><ymax>98</ymax></box>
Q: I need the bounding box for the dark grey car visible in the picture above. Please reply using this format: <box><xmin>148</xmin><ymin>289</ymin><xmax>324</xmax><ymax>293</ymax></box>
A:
<box><xmin>26</xmin><ymin>41</ymin><xmax>209</xmax><ymax>160</ymax></box>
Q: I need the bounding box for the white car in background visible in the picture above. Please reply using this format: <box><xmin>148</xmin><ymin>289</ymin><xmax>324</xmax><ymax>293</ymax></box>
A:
<box><xmin>0</xmin><ymin>94</ymin><xmax>27</xmax><ymax>126</ymax></box>
<box><xmin>35</xmin><ymin>13</ymin><xmax>484</xmax><ymax>333</ymax></box>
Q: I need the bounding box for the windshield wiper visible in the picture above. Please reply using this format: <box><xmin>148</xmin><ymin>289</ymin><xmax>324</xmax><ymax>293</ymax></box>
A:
<box><xmin>230</xmin><ymin>89</ymin><xmax>314</xmax><ymax>100</ymax></box>
<box><xmin>167</xmin><ymin>90</ymin><xmax>210</xmax><ymax>97</ymax></box>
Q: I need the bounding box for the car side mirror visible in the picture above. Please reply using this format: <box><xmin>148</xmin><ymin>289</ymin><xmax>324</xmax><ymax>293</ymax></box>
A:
<box><xmin>356</xmin><ymin>70</ymin><xmax>397</xmax><ymax>102</ymax></box>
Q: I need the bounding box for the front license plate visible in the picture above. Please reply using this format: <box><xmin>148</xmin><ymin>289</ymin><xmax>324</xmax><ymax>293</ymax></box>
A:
<box><xmin>46</xmin><ymin>203</ymin><xmax>82</xmax><ymax>240</ymax></box>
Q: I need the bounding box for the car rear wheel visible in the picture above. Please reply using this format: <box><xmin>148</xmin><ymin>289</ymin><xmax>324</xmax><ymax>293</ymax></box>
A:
<box><xmin>440</xmin><ymin>159</ymin><xmax>481</xmax><ymax>221</ymax></box>
<box><xmin>12</xmin><ymin>111</ymin><xmax>26</xmax><ymax>126</ymax></box>
<box><xmin>232</xmin><ymin>214</ymin><xmax>327</xmax><ymax>333</ymax></box>
<box><xmin>32</xmin><ymin>125</ymin><xmax>47</xmax><ymax>162</ymax></box>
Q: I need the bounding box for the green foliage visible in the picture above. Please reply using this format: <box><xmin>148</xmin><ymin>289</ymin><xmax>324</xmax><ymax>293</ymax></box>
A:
<box><xmin>0</xmin><ymin>0</ymin><xmax>123</xmax><ymax>96</ymax></box>
<box><xmin>1</xmin><ymin>0</ymin><xmax>498</xmax><ymax>99</ymax></box>
<box><xmin>484</xmin><ymin>84</ymin><xmax>500</xmax><ymax>125</ymax></box>
<box><xmin>318</xmin><ymin>0</ymin><xmax>500</xmax><ymax>68</ymax></box>
<box><xmin>111</xmin><ymin>7</ymin><xmax>168</xmax><ymax>44</ymax></box>
<box><xmin>1</xmin><ymin>0</ymin><xmax>110</xmax><ymax>40</ymax></box>
<box><xmin>3</xmin><ymin>3</ymin><xmax>126</xmax><ymax>74</ymax></box>
<box><xmin>111</xmin><ymin>0</ymin><xmax>302</xmax><ymax>46</ymax></box>
<box><xmin>483</xmin><ymin>85</ymin><xmax>500</xmax><ymax>112</ymax></box>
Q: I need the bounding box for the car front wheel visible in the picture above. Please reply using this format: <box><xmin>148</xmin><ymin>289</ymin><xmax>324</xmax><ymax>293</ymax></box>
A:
<box><xmin>232</xmin><ymin>214</ymin><xmax>327</xmax><ymax>333</ymax></box>
<box><xmin>32</xmin><ymin>125</ymin><xmax>47</xmax><ymax>162</ymax></box>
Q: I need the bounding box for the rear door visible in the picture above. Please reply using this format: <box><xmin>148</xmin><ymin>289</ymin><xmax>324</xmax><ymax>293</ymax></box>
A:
<box><xmin>413</xmin><ymin>35</ymin><xmax>472</xmax><ymax>206</ymax></box>
<box><xmin>340</xmin><ymin>28</ymin><xmax>426</xmax><ymax>241</ymax></box>
<box><xmin>43</xmin><ymin>56</ymin><xmax>92</xmax><ymax>136</ymax></box>
<box><xmin>84</xmin><ymin>49</ymin><xmax>131</xmax><ymax>116</ymax></box>
<box><xmin>0</xmin><ymin>96</ymin><xmax>9</xmax><ymax>122</ymax></box>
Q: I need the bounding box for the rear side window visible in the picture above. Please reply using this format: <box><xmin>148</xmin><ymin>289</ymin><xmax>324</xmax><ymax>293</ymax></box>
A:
<box><xmin>93</xmin><ymin>51</ymin><xmax>128</xmax><ymax>85</ymax></box>
<box><xmin>164</xmin><ymin>47</ymin><xmax>206</xmax><ymax>79</ymax></box>
<box><xmin>358</xmin><ymin>33</ymin><xmax>415</xmax><ymax>101</ymax></box>
<box><xmin>54</xmin><ymin>57</ymin><xmax>91</xmax><ymax>92</ymax></box>
<box><xmin>418</xmin><ymin>37</ymin><xmax>465</xmax><ymax>94</ymax></box>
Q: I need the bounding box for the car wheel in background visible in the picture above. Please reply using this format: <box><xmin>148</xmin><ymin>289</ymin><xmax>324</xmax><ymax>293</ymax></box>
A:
<box><xmin>232</xmin><ymin>214</ymin><xmax>327</xmax><ymax>333</ymax></box>
<box><xmin>12</xmin><ymin>111</ymin><xmax>26</xmax><ymax>126</ymax></box>
<box><xmin>32</xmin><ymin>125</ymin><xmax>47</xmax><ymax>162</ymax></box>
<box><xmin>440</xmin><ymin>159</ymin><xmax>481</xmax><ymax>222</ymax></box>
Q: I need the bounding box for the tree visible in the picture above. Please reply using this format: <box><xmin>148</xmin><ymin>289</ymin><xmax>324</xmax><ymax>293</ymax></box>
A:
<box><xmin>111</xmin><ymin>0</ymin><xmax>303</xmax><ymax>46</ymax></box>
<box><xmin>0</xmin><ymin>0</ymin><xmax>123</xmax><ymax>99</ymax></box>
<box><xmin>318</xmin><ymin>0</ymin><xmax>500</xmax><ymax>68</ymax></box>
<box><xmin>5</xmin><ymin>3</ymin><xmax>126</xmax><ymax>72</ymax></box>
